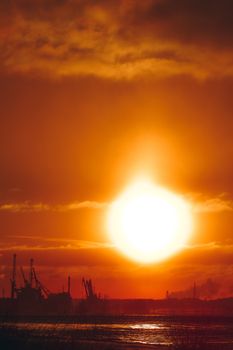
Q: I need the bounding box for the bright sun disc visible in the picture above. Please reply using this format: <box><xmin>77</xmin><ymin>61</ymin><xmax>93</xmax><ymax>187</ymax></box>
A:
<box><xmin>107</xmin><ymin>180</ymin><xmax>193</xmax><ymax>263</ymax></box>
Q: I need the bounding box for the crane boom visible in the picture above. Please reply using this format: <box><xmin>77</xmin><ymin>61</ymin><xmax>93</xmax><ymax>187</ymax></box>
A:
<box><xmin>20</xmin><ymin>267</ymin><xmax>28</xmax><ymax>286</ymax></box>
<box><xmin>82</xmin><ymin>278</ymin><xmax>89</xmax><ymax>298</ymax></box>
<box><xmin>32</xmin><ymin>267</ymin><xmax>50</xmax><ymax>297</ymax></box>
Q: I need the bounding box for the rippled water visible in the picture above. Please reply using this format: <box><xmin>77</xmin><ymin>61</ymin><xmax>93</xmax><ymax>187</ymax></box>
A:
<box><xmin>1</xmin><ymin>316</ymin><xmax>233</xmax><ymax>348</ymax></box>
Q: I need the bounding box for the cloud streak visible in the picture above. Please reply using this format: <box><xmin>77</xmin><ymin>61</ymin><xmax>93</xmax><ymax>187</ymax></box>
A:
<box><xmin>1</xmin><ymin>0</ymin><xmax>233</xmax><ymax>79</ymax></box>
<box><xmin>1</xmin><ymin>194</ymin><xmax>232</xmax><ymax>213</ymax></box>
<box><xmin>0</xmin><ymin>200</ymin><xmax>107</xmax><ymax>212</ymax></box>
<box><xmin>0</xmin><ymin>235</ymin><xmax>113</xmax><ymax>251</ymax></box>
<box><xmin>192</xmin><ymin>194</ymin><xmax>233</xmax><ymax>213</ymax></box>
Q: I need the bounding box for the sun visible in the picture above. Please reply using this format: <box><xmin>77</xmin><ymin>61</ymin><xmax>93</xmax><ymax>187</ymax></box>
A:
<box><xmin>107</xmin><ymin>179</ymin><xmax>193</xmax><ymax>263</ymax></box>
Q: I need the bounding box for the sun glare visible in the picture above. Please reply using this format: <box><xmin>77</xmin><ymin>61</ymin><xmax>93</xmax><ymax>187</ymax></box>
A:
<box><xmin>107</xmin><ymin>179</ymin><xmax>193</xmax><ymax>263</ymax></box>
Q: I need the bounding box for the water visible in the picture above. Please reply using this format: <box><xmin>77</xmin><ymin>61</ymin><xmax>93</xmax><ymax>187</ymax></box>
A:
<box><xmin>0</xmin><ymin>316</ymin><xmax>233</xmax><ymax>349</ymax></box>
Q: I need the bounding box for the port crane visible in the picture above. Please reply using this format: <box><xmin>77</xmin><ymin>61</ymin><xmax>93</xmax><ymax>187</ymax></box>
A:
<box><xmin>82</xmin><ymin>278</ymin><xmax>98</xmax><ymax>301</ymax></box>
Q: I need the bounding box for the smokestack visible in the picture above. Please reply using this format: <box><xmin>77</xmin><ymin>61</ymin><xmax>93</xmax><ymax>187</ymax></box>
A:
<box><xmin>11</xmin><ymin>254</ymin><xmax>16</xmax><ymax>299</ymax></box>
<box><xmin>68</xmin><ymin>276</ymin><xmax>71</xmax><ymax>295</ymax></box>
<box><xmin>193</xmin><ymin>282</ymin><xmax>197</xmax><ymax>299</ymax></box>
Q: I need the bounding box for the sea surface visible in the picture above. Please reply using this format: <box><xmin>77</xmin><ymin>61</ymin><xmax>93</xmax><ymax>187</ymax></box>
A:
<box><xmin>0</xmin><ymin>315</ymin><xmax>233</xmax><ymax>349</ymax></box>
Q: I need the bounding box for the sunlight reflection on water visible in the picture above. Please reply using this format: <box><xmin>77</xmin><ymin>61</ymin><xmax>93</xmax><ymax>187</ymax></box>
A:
<box><xmin>1</xmin><ymin>318</ymin><xmax>233</xmax><ymax>348</ymax></box>
<box><xmin>130</xmin><ymin>323</ymin><xmax>163</xmax><ymax>329</ymax></box>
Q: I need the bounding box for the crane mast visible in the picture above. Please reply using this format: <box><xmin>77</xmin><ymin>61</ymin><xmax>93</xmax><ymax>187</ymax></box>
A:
<box><xmin>11</xmin><ymin>254</ymin><xmax>16</xmax><ymax>299</ymax></box>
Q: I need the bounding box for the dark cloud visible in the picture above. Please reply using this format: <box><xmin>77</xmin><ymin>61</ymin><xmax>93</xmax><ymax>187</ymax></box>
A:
<box><xmin>1</xmin><ymin>0</ymin><xmax>233</xmax><ymax>78</ymax></box>
<box><xmin>133</xmin><ymin>0</ymin><xmax>233</xmax><ymax>48</ymax></box>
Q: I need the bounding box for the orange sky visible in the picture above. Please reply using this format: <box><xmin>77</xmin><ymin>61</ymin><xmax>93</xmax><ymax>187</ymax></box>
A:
<box><xmin>0</xmin><ymin>0</ymin><xmax>233</xmax><ymax>299</ymax></box>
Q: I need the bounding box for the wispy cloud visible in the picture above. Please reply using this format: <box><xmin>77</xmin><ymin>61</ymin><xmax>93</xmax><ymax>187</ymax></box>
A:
<box><xmin>185</xmin><ymin>241</ymin><xmax>233</xmax><ymax>250</ymax></box>
<box><xmin>0</xmin><ymin>202</ymin><xmax>50</xmax><ymax>212</ymax></box>
<box><xmin>2</xmin><ymin>235</ymin><xmax>232</xmax><ymax>253</ymax></box>
<box><xmin>56</xmin><ymin>201</ymin><xmax>108</xmax><ymax>211</ymax></box>
<box><xmin>192</xmin><ymin>194</ymin><xmax>233</xmax><ymax>213</ymax></box>
<box><xmin>0</xmin><ymin>235</ymin><xmax>113</xmax><ymax>252</ymax></box>
<box><xmin>185</xmin><ymin>242</ymin><xmax>218</xmax><ymax>250</ymax></box>
<box><xmin>0</xmin><ymin>200</ymin><xmax>107</xmax><ymax>213</ymax></box>
<box><xmin>1</xmin><ymin>194</ymin><xmax>232</xmax><ymax>214</ymax></box>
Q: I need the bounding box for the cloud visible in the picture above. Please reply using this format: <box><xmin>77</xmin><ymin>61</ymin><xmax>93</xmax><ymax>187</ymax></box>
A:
<box><xmin>0</xmin><ymin>200</ymin><xmax>107</xmax><ymax>212</ymax></box>
<box><xmin>0</xmin><ymin>235</ymin><xmax>113</xmax><ymax>251</ymax></box>
<box><xmin>1</xmin><ymin>235</ymin><xmax>233</xmax><ymax>263</ymax></box>
<box><xmin>0</xmin><ymin>202</ymin><xmax>50</xmax><ymax>212</ymax></box>
<box><xmin>192</xmin><ymin>194</ymin><xmax>233</xmax><ymax>213</ymax></box>
<box><xmin>131</xmin><ymin>0</ymin><xmax>233</xmax><ymax>48</ymax></box>
<box><xmin>1</xmin><ymin>194</ymin><xmax>232</xmax><ymax>214</ymax></box>
<box><xmin>1</xmin><ymin>0</ymin><xmax>233</xmax><ymax>79</ymax></box>
<box><xmin>185</xmin><ymin>242</ymin><xmax>222</xmax><ymax>250</ymax></box>
<box><xmin>56</xmin><ymin>201</ymin><xmax>108</xmax><ymax>211</ymax></box>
